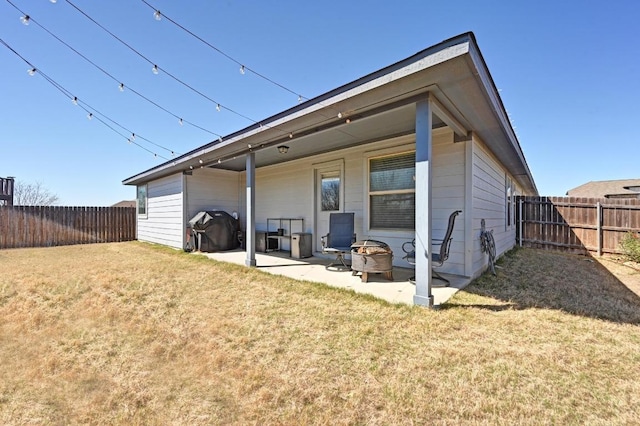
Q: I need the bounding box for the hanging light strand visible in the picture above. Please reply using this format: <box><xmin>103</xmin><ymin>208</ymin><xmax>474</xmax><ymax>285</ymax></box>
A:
<box><xmin>139</xmin><ymin>0</ymin><xmax>306</xmax><ymax>103</ymax></box>
<box><xmin>4</xmin><ymin>0</ymin><xmax>222</xmax><ymax>138</ymax></box>
<box><xmin>63</xmin><ymin>0</ymin><xmax>275</xmax><ymax>132</ymax></box>
<box><xmin>0</xmin><ymin>38</ymin><xmax>173</xmax><ymax>160</ymax></box>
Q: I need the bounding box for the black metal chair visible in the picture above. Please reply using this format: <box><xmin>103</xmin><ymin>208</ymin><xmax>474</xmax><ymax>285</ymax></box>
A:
<box><xmin>321</xmin><ymin>212</ymin><xmax>356</xmax><ymax>269</ymax></box>
<box><xmin>402</xmin><ymin>210</ymin><xmax>462</xmax><ymax>286</ymax></box>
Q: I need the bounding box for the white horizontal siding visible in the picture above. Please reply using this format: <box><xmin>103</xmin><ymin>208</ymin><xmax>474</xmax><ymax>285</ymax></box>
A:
<box><xmin>471</xmin><ymin>136</ymin><xmax>517</xmax><ymax>276</ymax></box>
<box><xmin>186</xmin><ymin>168</ymin><xmax>241</xmax><ymax>221</ymax></box>
<box><xmin>235</xmin><ymin>131</ymin><xmax>468</xmax><ymax>269</ymax></box>
<box><xmin>138</xmin><ymin>173</ymin><xmax>184</xmax><ymax>249</ymax></box>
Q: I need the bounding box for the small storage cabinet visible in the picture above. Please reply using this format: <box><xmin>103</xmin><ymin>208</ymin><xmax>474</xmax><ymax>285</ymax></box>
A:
<box><xmin>267</xmin><ymin>218</ymin><xmax>304</xmax><ymax>256</ymax></box>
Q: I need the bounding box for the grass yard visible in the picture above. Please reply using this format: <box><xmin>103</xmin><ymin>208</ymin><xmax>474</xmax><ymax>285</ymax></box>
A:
<box><xmin>1</xmin><ymin>242</ymin><xmax>639</xmax><ymax>425</ymax></box>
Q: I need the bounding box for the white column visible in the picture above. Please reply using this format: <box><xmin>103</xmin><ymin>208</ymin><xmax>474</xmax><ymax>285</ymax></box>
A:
<box><xmin>245</xmin><ymin>152</ymin><xmax>256</xmax><ymax>267</ymax></box>
<box><xmin>413</xmin><ymin>98</ymin><xmax>433</xmax><ymax>307</ymax></box>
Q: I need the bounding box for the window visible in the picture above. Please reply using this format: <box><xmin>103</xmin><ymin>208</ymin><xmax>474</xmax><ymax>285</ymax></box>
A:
<box><xmin>137</xmin><ymin>185</ymin><xmax>147</xmax><ymax>217</ymax></box>
<box><xmin>369</xmin><ymin>151</ymin><xmax>415</xmax><ymax>230</ymax></box>
<box><xmin>321</xmin><ymin>173</ymin><xmax>340</xmax><ymax>211</ymax></box>
<box><xmin>505</xmin><ymin>175</ymin><xmax>513</xmax><ymax>229</ymax></box>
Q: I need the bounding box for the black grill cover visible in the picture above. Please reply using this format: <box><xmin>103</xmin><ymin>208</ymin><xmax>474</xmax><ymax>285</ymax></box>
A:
<box><xmin>188</xmin><ymin>210</ymin><xmax>239</xmax><ymax>252</ymax></box>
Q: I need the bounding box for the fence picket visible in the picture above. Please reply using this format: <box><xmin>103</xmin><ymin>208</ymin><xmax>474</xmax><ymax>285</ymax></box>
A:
<box><xmin>0</xmin><ymin>206</ymin><xmax>136</xmax><ymax>249</ymax></box>
<box><xmin>517</xmin><ymin>196</ymin><xmax>640</xmax><ymax>255</ymax></box>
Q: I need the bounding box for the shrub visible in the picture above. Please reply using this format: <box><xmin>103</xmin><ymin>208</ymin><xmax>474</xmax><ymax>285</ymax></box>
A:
<box><xmin>619</xmin><ymin>232</ymin><xmax>640</xmax><ymax>263</ymax></box>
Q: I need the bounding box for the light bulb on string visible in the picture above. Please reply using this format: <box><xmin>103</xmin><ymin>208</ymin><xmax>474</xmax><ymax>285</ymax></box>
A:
<box><xmin>50</xmin><ymin>0</ymin><xmax>57</xmax><ymax>3</ymax></box>
<box><xmin>130</xmin><ymin>133</ymin><xmax>136</xmax><ymax>141</ymax></box>
<box><xmin>27</xmin><ymin>68</ymin><xmax>36</xmax><ymax>76</ymax></box>
<box><xmin>87</xmin><ymin>112</ymin><xmax>93</xmax><ymax>120</ymax></box>
<box><xmin>153</xmin><ymin>10</ymin><xmax>161</xmax><ymax>21</ymax></box>
<box><xmin>216</xmin><ymin>104</ymin><xmax>221</xmax><ymax>112</ymax></box>
<box><xmin>178</xmin><ymin>118</ymin><xmax>183</xmax><ymax>126</ymax></box>
<box><xmin>20</xmin><ymin>15</ymin><xmax>30</xmax><ymax>25</ymax></box>
<box><xmin>119</xmin><ymin>83</ymin><xmax>124</xmax><ymax>92</ymax></box>
<box><xmin>298</xmin><ymin>95</ymin><xmax>302</xmax><ymax>103</ymax></box>
<box><xmin>152</xmin><ymin>65</ymin><xmax>159</xmax><ymax>75</ymax></box>
<box><xmin>239</xmin><ymin>65</ymin><xmax>245</xmax><ymax>75</ymax></box>
<box><xmin>72</xmin><ymin>96</ymin><xmax>78</xmax><ymax>105</ymax></box>
<box><xmin>289</xmin><ymin>132</ymin><xmax>293</xmax><ymax>139</ymax></box>
<box><xmin>337</xmin><ymin>112</ymin><xmax>343</xmax><ymax>119</ymax></box>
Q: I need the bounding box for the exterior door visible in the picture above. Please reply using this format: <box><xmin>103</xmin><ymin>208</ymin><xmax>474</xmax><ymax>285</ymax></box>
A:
<box><xmin>315</xmin><ymin>165</ymin><xmax>343</xmax><ymax>252</ymax></box>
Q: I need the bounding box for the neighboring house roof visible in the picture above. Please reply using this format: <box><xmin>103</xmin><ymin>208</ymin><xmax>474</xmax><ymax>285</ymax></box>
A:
<box><xmin>123</xmin><ymin>32</ymin><xmax>537</xmax><ymax>195</ymax></box>
<box><xmin>112</xmin><ymin>200</ymin><xmax>136</xmax><ymax>208</ymax></box>
<box><xmin>566</xmin><ymin>179</ymin><xmax>640</xmax><ymax>199</ymax></box>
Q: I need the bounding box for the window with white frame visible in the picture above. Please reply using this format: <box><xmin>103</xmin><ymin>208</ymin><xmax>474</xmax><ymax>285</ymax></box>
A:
<box><xmin>137</xmin><ymin>184</ymin><xmax>147</xmax><ymax>217</ymax></box>
<box><xmin>369</xmin><ymin>151</ymin><xmax>415</xmax><ymax>230</ymax></box>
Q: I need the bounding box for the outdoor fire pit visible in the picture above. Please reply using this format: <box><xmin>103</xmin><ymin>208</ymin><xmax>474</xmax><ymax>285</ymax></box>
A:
<box><xmin>350</xmin><ymin>240</ymin><xmax>393</xmax><ymax>283</ymax></box>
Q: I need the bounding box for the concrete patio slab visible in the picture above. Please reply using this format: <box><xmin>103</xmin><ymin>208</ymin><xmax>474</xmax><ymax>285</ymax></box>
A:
<box><xmin>198</xmin><ymin>250</ymin><xmax>471</xmax><ymax>306</ymax></box>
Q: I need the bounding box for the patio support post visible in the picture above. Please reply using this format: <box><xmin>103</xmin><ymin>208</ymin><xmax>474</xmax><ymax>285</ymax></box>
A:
<box><xmin>413</xmin><ymin>98</ymin><xmax>434</xmax><ymax>307</ymax></box>
<box><xmin>245</xmin><ymin>152</ymin><xmax>257</xmax><ymax>267</ymax></box>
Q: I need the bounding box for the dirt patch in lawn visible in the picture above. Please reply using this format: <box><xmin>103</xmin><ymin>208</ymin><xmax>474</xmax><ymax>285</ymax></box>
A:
<box><xmin>595</xmin><ymin>255</ymin><xmax>640</xmax><ymax>297</ymax></box>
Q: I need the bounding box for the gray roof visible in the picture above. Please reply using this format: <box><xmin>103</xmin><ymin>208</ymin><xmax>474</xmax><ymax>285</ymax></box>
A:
<box><xmin>566</xmin><ymin>179</ymin><xmax>640</xmax><ymax>198</ymax></box>
<box><xmin>123</xmin><ymin>32</ymin><xmax>537</xmax><ymax>195</ymax></box>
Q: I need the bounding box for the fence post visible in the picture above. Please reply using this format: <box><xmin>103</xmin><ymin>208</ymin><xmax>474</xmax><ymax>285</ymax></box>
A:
<box><xmin>597</xmin><ymin>201</ymin><xmax>602</xmax><ymax>256</ymax></box>
<box><xmin>519</xmin><ymin>198</ymin><xmax>523</xmax><ymax>247</ymax></box>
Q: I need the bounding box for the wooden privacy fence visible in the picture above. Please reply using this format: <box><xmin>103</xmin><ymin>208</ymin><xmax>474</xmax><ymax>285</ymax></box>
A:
<box><xmin>516</xmin><ymin>196</ymin><xmax>640</xmax><ymax>255</ymax></box>
<box><xmin>0</xmin><ymin>206</ymin><xmax>136</xmax><ymax>249</ymax></box>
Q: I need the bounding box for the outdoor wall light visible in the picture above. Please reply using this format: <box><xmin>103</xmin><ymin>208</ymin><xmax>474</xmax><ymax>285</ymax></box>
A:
<box><xmin>277</xmin><ymin>145</ymin><xmax>289</xmax><ymax>154</ymax></box>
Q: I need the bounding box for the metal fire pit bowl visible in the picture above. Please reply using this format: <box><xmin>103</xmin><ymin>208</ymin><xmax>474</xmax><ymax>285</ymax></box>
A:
<box><xmin>350</xmin><ymin>240</ymin><xmax>394</xmax><ymax>283</ymax></box>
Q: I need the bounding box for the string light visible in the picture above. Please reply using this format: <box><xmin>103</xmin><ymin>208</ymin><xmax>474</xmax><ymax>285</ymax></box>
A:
<box><xmin>178</xmin><ymin>118</ymin><xmax>183</xmax><ymax>126</ymax></box>
<box><xmin>2</xmin><ymin>1</ymin><xmax>223</xmax><ymax>139</ymax></box>
<box><xmin>337</xmin><ymin>112</ymin><xmax>343</xmax><ymax>119</ymax></box>
<box><xmin>61</xmin><ymin>0</ymin><xmax>274</xmax><ymax>135</ymax></box>
<box><xmin>289</xmin><ymin>133</ymin><xmax>293</xmax><ymax>139</ymax></box>
<box><xmin>72</xmin><ymin>96</ymin><xmax>78</xmax><ymax>105</ymax></box>
<box><xmin>119</xmin><ymin>83</ymin><xmax>124</xmax><ymax>91</ymax></box>
<box><xmin>298</xmin><ymin>95</ymin><xmax>302</xmax><ymax>103</ymax></box>
<box><xmin>50</xmin><ymin>0</ymin><xmax>57</xmax><ymax>3</ymax></box>
<box><xmin>140</xmin><ymin>0</ymin><xmax>305</xmax><ymax>105</ymax></box>
<box><xmin>152</xmin><ymin>64</ymin><xmax>159</xmax><ymax>74</ymax></box>
<box><xmin>20</xmin><ymin>15</ymin><xmax>30</xmax><ymax>25</ymax></box>
<box><xmin>131</xmin><ymin>133</ymin><xmax>136</xmax><ymax>141</ymax></box>
<box><xmin>216</xmin><ymin>104</ymin><xmax>221</xmax><ymax>112</ymax></box>
<box><xmin>1</xmin><ymin>35</ymin><xmax>177</xmax><ymax>160</ymax></box>
<box><xmin>27</xmin><ymin>68</ymin><xmax>36</xmax><ymax>76</ymax></box>
<box><xmin>153</xmin><ymin>10</ymin><xmax>161</xmax><ymax>21</ymax></box>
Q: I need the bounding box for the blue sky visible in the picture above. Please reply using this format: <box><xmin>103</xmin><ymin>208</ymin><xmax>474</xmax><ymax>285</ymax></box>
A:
<box><xmin>1</xmin><ymin>0</ymin><xmax>638</xmax><ymax>205</ymax></box>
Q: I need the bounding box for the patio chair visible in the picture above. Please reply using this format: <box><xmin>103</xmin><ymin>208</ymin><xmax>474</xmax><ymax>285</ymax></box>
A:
<box><xmin>402</xmin><ymin>210</ymin><xmax>462</xmax><ymax>286</ymax></box>
<box><xmin>321</xmin><ymin>212</ymin><xmax>356</xmax><ymax>269</ymax></box>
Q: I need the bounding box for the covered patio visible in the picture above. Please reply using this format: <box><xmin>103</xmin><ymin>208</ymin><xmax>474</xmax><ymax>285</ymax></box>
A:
<box><xmin>124</xmin><ymin>32</ymin><xmax>537</xmax><ymax>309</ymax></box>
<box><xmin>200</xmin><ymin>250</ymin><xmax>470</xmax><ymax>306</ymax></box>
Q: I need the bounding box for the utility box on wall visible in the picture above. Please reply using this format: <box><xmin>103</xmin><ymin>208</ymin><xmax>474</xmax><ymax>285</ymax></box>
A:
<box><xmin>291</xmin><ymin>233</ymin><xmax>312</xmax><ymax>259</ymax></box>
